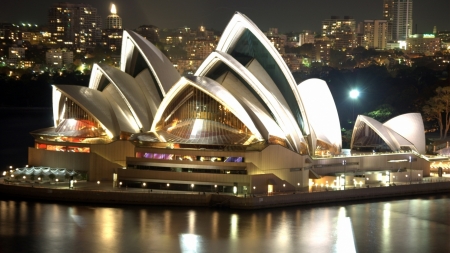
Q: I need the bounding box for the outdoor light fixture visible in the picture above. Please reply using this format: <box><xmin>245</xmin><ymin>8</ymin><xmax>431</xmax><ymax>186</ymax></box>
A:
<box><xmin>97</xmin><ymin>181</ymin><xmax>100</xmax><ymax>184</ymax></box>
<box><xmin>167</xmin><ymin>183</ymin><xmax>170</xmax><ymax>187</ymax></box>
<box><xmin>143</xmin><ymin>182</ymin><xmax>146</xmax><ymax>187</ymax></box>
<box><xmin>349</xmin><ymin>89</ymin><xmax>359</xmax><ymax>122</ymax></box>
<box><xmin>349</xmin><ymin>89</ymin><xmax>359</xmax><ymax>99</ymax></box>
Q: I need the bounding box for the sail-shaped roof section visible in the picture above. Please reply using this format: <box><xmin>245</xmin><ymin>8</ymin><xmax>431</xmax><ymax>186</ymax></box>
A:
<box><xmin>89</xmin><ymin>63</ymin><xmax>153</xmax><ymax>131</ymax></box>
<box><xmin>297</xmin><ymin>79</ymin><xmax>342</xmax><ymax>155</ymax></box>
<box><xmin>195</xmin><ymin>51</ymin><xmax>306</xmax><ymax>153</ymax></box>
<box><xmin>215</xmin><ymin>12</ymin><xmax>310</xmax><ymax>138</ymax></box>
<box><xmin>149</xmin><ymin>76</ymin><xmax>264</xmax><ymax>145</ymax></box>
<box><xmin>384</xmin><ymin>113</ymin><xmax>425</xmax><ymax>154</ymax></box>
<box><xmin>52</xmin><ymin>85</ymin><xmax>118</xmax><ymax>138</ymax></box>
<box><xmin>351</xmin><ymin>114</ymin><xmax>424</xmax><ymax>153</ymax></box>
<box><xmin>121</xmin><ymin>30</ymin><xmax>181</xmax><ymax>97</ymax></box>
<box><xmin>151</xmin><ymin>76</ymin><xmax>263</xmax><ymax>141</ymax></box>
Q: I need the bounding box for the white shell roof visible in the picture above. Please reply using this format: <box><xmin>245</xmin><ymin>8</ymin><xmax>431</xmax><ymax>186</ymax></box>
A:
<box><xmin>351</xmin><ymin>115</ymin><xmax>423</xmax><ymax>153</ymax></box>
<box><xmin>89</xmin><ymin>63</ymin><xmax>153</xmax><ymax>131</ymax></box>
<box><xmin>196</xmin><ymin>51</ymin><xmax>305</xmax><ymax>152</ymax></box>
<box><xmin>215</xmin><ymin>12</ymin><xmax>310</xmax><ymax>136</ymax></box>
<box><xmin>121</xmin><ymin>30</ymin><xmax>181</xmax><ymax>96</ymax></box>
<box><xmin>297</xmin><ymin>78</ymin><xmax>342</xmax><ymax>153</ymax></box>
<box><xmin>53</xmin><ymin>85</ymin><xmax>118</xmax><ymax>137</ymax></box>
<box><xmin>384</xmin><ymin>113</ymin><xmax>425</xmax><ymax>154</ymax></box>
<box><xmin>151</xmin><ymin>76</ymin><xmax>264</xmax><ymax>141</ymax></box>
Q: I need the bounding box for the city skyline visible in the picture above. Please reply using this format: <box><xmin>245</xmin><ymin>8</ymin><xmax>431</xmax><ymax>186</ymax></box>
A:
<box><xmin>1</xmin><ymin>0</ymin><xmax>449</xmax><ymax>33</ymax></box>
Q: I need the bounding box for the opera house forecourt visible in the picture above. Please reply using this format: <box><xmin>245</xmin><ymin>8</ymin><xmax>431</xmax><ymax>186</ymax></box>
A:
<box><xmin>24</xmin><ymin>12</ymin><xmax>433</xmax><ymax>195</ymax></box>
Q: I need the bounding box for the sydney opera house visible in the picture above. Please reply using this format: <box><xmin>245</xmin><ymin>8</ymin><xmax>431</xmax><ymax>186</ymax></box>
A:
<box><xmin>28</xmin><ymin>12</ymin><xmax>430</xmax><ymax>194</ymax></box>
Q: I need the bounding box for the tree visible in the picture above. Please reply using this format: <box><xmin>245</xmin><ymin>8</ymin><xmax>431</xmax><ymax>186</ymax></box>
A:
<box><xmin>423</xmin><ymin>97</ymin><xmax>444</xmax><ymax>138</ymax></box>
<box><xmin>437</xmin><ymin>86</ymin><xmax>450</xmax><ymax>138</ymax></box>
<box><xmin>365</xmin><ymin>104</ymin><xmax>395</xmax><ymax>122</ymax></box>
<box><xmin>423</xmin><ymin>87</ymin><xmax>450</xmax><ymax>139</ymax></box>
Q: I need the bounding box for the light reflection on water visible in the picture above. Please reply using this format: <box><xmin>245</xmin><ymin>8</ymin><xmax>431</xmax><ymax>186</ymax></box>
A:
<box><xmin>0</xmin><ymin>194</ymin><xmax>450</xmax><ymax>253</ymax></box>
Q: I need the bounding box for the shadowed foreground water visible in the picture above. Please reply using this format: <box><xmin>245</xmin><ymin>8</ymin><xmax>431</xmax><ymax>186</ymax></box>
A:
<box><xmin>1</xmin><ymin>194</ymin><xmax>450</xmax><ymax>253</ymax></box>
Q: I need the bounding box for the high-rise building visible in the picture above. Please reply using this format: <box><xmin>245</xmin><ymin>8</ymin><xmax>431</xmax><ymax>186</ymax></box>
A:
<box><xmin>322</xmin><ymin>16</ymin><xmax>356</xmax><ymax>50</ymax></box>
<box><xmin>106</xmin><ymin>4</ymin><xmax>122</xmax><ymax>29</ymax></box>
<box><xmin>102</xmin><ymin>3</ymin><xmax>123</xmax><ymax>51</ymax></box>
<box><xmin>48</xmin><ymin>3</ymin><xmax>102</xmax><ymax>50</ymax></box>
<box><xmin>383</xmin><ymin>0</ymin><xmax>394</xmax><ymax>41</ymax></box>
<box><xmin>383</xmin><ymin>0</ymin><xmax>413</xmax><ymax>41</ymax></box>
<box><xmin>393</xmin><ymin>0</ymin><xmax>413</xmax><ymax>41</ymax></box>
<box><xmin>359</xmin><ymin>20</ymin><xmax>388</xmax><ymax>49</ymax></box>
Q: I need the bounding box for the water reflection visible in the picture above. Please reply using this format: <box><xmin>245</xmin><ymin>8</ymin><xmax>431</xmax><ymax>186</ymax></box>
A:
<box><xmin>0</xmin><ymin>194</ymin><xmax>449</xmax><ymax>253</ymax></box>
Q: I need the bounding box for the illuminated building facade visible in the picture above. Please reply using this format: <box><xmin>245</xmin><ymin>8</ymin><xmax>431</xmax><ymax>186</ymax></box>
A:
<box><xmin>28</xmin><ymin>12</ymin><xmax>427</xmax><ymax>194</ymax></box>
<box><xmin>45</xmin><ymin>48</ymin><xmax>74</xmax><ymax>68</ymax></box>
<box><xmin>407</xmin><ymin>34</ymin><xmax>441</xmax><ymax>55</ymax></box>
<box><xmin>321</xmin><ymin>16</ymin><xmax>356</xmax><ymax>50</ymax></box>
<box><xmin>48</xmin><ymin>2</ymin><xmax>102</xmax><ymax>50</ymax></box>
<box><xmin>102</xmin><ymin>4</ymin><xmax>123</xmax><ymax>51</ymax></box>
<box><xmin>106</xmin><ymin>4</ymin><xmax>122</xmax><ymax>29</ymax></box>
<box><xmin>359</xmin><ymin>20</ymin><xmax>388</xmax><ymax>49</ymax></box>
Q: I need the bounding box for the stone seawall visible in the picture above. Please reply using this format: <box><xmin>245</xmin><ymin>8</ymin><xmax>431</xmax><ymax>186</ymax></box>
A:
<box><xmin>1</xmin><ymin>182</ymin><xmax>449</xmax><ymax>209</ymax></box>
<box><xmin>0</xmin><ymin>184</ymin><xmax>211</xmax><ymax>207</ymax></box>
<box><xmin>227</xmin><ymin>182</ymin><xmax>450</xmax><ymax>209</ymax></box>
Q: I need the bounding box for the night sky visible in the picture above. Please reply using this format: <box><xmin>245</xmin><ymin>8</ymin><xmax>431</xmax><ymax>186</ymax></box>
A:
<box><xmin>1</xmin><ymin>0</ymin><xmax>449</xmax><ymax>33</ymax></box>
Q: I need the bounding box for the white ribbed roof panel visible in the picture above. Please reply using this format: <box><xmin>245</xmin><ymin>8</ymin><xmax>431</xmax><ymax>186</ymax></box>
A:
<box><xmin>196</xmin><ymin>51</ymin><xmax>305</xmax><ymax>152</ymax></box>
<box><xmin>151</xmin><ymin>76</ymin><xmax>263</xmax><ymax>141</ymax></box>
<box><xmin>92</xmin><ymin>63</ymin><xmax>152</xmax><ymax>131</ymax></box>
<box><xmin>297</xmin><ymin>78</ymin><xmax>342</xmax><ymax>153</ymax></box>
<box><xmin>121</xmin><ymin>30</ymin><xmax>180</xmax><ymax>96</ymax></box>
<box><xmin>186</xmin><ymin>76</ymin><xmax>263</xmax><ymax>140</ymax></box>
<box><xmin>53</xmin><ymin>85</ymin><xmax>119</xmax><ymax>137</ymax></box>
<box><xmin>352</xmin><ymin>115</ymin><xmax>398</xmax><ymax>151</ymax></box>
<box><xmin>215</xmin><ymin>12</ymin><xmax>311</xmax><ymax>137</ymax></box>
<box><xmin>384</xmin><ymin>113</ymin><xmax>426</xmax><ymax>154</ymax></box>
<box><xmin>216</xmin><ymin>71</ymin><xmax>287</xmax><ymax>141</ymax></box>
<box><xmin>102</xmin><ymin>85</ymin><xmax>140</xmax><ymax>134</ymax></box>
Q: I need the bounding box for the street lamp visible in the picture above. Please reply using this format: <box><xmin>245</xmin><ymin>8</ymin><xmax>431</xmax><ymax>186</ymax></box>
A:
<box><xmin>409</xmin><ymin>156</ymin><xmax>412</xmax><ymax>184</ymax></box>
<box><xmin>349</xmin><ymin>89</ymin><xmax>359</xmax><ymax>123</ymax></box>
<box><xmin>342</xmin><ymin>160</ymin><xmax>347</xmax><ymax>190</ymax></box>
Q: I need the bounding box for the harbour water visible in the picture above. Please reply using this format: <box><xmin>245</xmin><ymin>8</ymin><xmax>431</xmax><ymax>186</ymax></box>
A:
<box><xmin>1</xmin><ymin>194</ymin><xmax>449</xmax><ymax>253</ymax></box>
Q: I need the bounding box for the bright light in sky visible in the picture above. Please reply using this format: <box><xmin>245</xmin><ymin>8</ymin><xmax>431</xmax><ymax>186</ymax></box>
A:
<box><xmin>111</xmin><ymin>4</ymin><xmax>117</xmax><ymax>14</ymax></box>
<box><xmin>349</xmin><ymin>90</ymin><xmax>359</xmax><ymax>99</ymax></box>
